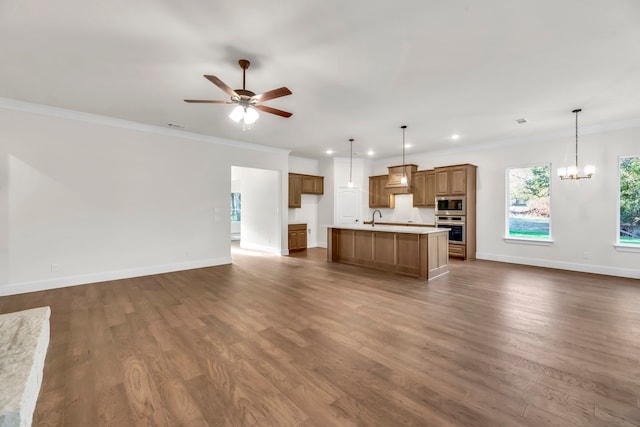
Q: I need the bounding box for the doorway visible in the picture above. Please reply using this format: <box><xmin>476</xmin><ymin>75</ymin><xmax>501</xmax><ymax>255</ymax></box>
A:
<box><xmin>230</xmin><ymin>166</ymin><xmax>281</xmax><ymax>255</ymax></box>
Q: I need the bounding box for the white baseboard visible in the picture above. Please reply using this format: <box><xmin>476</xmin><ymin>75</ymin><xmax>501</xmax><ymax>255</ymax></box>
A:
<box><xmin>0</xmin><ymin>257</ymin><xmax>231</xmax><ymax>297</ymax></box>
<box><xmin>239</xmin><ymin>242</ymin><xmax>281</xmax><ymax>256</ymax></box>
<box><xmin>476</xmin><ymin>252</ymin><xmax>640</xmax><ymax>279</ymax></box>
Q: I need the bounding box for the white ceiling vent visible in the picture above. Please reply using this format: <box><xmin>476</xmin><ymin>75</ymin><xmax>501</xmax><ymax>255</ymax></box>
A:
<box><xmin>515</xmin><ymin>118</ymin><xmax>528</xmax><ymax>124</ymax></box>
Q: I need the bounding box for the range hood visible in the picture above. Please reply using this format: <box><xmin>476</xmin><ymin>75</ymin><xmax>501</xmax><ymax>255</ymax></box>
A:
<box><xmin>384</xmin><ymin>164</ymin><xmax>418</xmax><ymax>194</ymax></box>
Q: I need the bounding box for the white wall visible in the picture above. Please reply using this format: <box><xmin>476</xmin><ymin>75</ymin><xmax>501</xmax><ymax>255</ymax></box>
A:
<box><xmin>235</xmin><ymin>167</ymin><xmax>281</xmax><ymax>254</ymax></box>
<box><xmin>372</xmin><ymin>123</ymin><xmax>640</xmax><ymax>278</ymax></box>
<box><xmin>316</xmin><ymin>158</ymin><xmax>334</xmax><ymax>247</ymax></box>
<box><xmin>0</xmin><ymin>99</ymin><xmax>290</xmax><ymax>296</ymax></box>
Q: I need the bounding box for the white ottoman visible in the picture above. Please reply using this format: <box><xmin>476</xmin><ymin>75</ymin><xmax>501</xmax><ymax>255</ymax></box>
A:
<box><xmin>0</xmin><ymin>307</ymin><xmax>51</xmax><ymax>427</ymax></box>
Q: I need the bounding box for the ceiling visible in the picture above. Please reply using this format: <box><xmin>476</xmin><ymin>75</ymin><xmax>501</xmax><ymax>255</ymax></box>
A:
<box><xmin>2</xmin><ymin>1</ymin><xmax>640</xmax><ymax>159</ymax></box>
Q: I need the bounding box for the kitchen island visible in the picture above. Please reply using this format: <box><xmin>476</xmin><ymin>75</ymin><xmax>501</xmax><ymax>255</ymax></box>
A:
<box><xmin>327</xmin><ymin>225</ymin><xmax>449</xmax><ymax>280</ymax></box>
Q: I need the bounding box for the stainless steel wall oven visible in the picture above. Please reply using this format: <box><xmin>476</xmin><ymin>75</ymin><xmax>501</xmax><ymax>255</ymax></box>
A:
<box><xmin>435</xmin><ymin>215</ymin><xmax>465</xmax><ymax>244</ymax></box>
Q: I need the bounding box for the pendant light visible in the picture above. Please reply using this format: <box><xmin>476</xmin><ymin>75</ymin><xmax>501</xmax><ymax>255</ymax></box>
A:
<box><xmin>400</xmin><ymin>125</ymin><xmax>408</xmax><ymax>185</ymax></box>
<box><xmin>558</xmin><ymin>108</ymin><xmax>595</xmax><ymax>180</ymax></box>
<box><xmin>348</xmin><ymin>138</ymin><xmax>354</xmax><ymax>188</ymax></box>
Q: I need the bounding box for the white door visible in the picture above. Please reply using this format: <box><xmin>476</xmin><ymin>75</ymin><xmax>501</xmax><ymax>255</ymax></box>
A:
<box><xmin>337</xmin><ymin>187</ymin><xmax>361</xmax><ymax>225</ymax></box>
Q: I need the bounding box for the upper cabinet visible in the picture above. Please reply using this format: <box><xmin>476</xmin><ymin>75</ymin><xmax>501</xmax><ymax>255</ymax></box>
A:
<box><xmin>435</xmin><ymin>164</ymin><xmax>475</xmax><ymax>196</ymax></box>
<box><xmin>369</xmin><ymin>175</ymin><xmax>395</xmax><ymax>208</ymax></box>
<box><xmin>301</xmin><ymin>174</ymin><xmax>324</xmax><ymax>195</ymax></box>
<box><xmin>289</xmin><ymin>174</ymin><xmax>302</xmax><ymax>208</ymax></box>
<box><xmin>288</xmin><ymin>173</ymin><xmax>324</xmax><ymax>208</ymax></box>
<box><xmin>412</xmin><ymin>169</ymin><xmax>436</xmax><ymax>207</ymax></box>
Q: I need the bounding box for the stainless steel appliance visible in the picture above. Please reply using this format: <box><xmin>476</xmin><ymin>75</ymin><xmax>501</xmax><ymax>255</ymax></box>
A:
<box><xmin>435</xmin><ymin>215</ymin><xmax>465</xmax><ymax>244</ymax></box>
<box><xmin>435</xmin><ymin>196</ymin><xmax>466</xmax><ymax>215</ymax></box>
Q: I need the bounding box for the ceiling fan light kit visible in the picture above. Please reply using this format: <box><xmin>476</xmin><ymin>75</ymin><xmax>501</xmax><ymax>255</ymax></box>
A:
<box><xmin>184</xmin><ymin>59</ymin><xmax>293</xmax><ymax>129</ymax></box>
<box><xmin>558</xmin><ymin>108</ymin><xmax>595</xmax><ymax>180</ymax></box>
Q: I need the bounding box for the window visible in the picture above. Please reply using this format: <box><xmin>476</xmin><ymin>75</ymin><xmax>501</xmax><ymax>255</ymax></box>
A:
<box><xmin>506</xmin><ymin>165</ymin><xmax>551</xmax><ymax>240</ymax></box>
<box><xmin>230</xmin><ymin>192</ymin><xmax>241</xmax><ymax>222</ymax></box>
<box><xmin>619</xmin><ymin>156</ymin><xmax>640</xmax><ymax>245</ymax></box>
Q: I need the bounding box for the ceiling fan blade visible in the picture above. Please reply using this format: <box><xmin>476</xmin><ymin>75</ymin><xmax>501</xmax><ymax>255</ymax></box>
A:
<box><xmin>252</xmin><ymin>87</ymin><xmax>292</xmax><ymax>102</ymax></box>
<box><xmin>184</xmin><ymin>99</ymin><xmax>233</xmax><ymax>103</ymax></box>
<box><xmin>255</xmin><ymin>104</ymin><xmax>293</xmax><ymax>118</ymax></box>
<box><xmin>204</xmin><ymin>75</ymin><xmax>239</xmax><ymax>99</ymax></box>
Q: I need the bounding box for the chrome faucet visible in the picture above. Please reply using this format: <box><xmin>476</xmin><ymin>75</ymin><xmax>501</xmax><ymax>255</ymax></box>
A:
<box><xmin>371</xmin><ymin>209</ymin><xmax>382</xmax><ymax>227</ymax></box>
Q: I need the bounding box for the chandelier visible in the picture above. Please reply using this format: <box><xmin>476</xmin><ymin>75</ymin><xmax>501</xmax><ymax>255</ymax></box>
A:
<box><xmin>558</xmin><ymin>108</ymin><xmax>595</xmax><ymax>180</ymax></box>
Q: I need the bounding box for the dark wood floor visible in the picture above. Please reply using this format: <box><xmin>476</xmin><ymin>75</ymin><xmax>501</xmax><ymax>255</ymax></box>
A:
<box><xmin>1</xmin><ymin>247</ymin><xmax>640</xmax><ymax>426</ymax></box>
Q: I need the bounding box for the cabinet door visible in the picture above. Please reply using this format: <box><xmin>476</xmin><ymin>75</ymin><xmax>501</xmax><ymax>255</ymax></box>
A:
<box><xmin>288</xmin><ymin>231</ymin><xmax>297</xmax><ymax>250</ymax></box>
<box><xmin>313</xmin><ymin>176</ymin><xmax>324</xmax><ymax>194</ymax></box>
<box><xmin>425</xmin><ymin>170</ymin><xmax>436</xmax><ymax>207</ymax></box>
<box><xmin>412</xmin><ymin>171</ymin><xmax>427</xmax><ymax>207</ymax></box>
<box><xmin>369</xmin><ymin>175</ymin><xmax>394</xmax><ymax>208</ymax></box>
<box><xmin>435</xmin><ymin>169</ymin><xmax>450</xmax><ymax>196</ymax></box>
<box><xmin>301</xmin><ymin>176</ymin><xmax>314</xmax><ymax>193</ymax></box>
<box><xmin>449</xmin><ymin>167</ymin><xmax>467</xmax><ymax>195</ymax></box>
<box><xmin>288</xmin><ymin>174</ymin><xmax>302</xmax><ymax>208</ymax></box>
<box><xmin>297</xmin><ymin>230</ymin><xmax>307</xmax><ymax>249</ymax></box>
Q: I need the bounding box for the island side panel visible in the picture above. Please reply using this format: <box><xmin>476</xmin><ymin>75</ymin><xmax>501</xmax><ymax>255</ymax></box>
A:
<box><xmin>427</xmin><ymin>231</ymin><xmax>449</xmax><ymax>279</ymax></box>
<box><xmin>395</xmin><ymin>233</ymin><xmax>423</xmax><ymax>278</ymax></box>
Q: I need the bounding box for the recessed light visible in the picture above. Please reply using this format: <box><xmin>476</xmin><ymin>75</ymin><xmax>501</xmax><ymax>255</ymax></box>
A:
<box><xmin>451</xmin><ymin>134</ymin><xmax>460</xmax><ymax>140</ymax></box>
<box><xmin>515</xmin><ymin>118</ymin><xmax>527</xmax><ymax>124</ymax></box>
<box><xmin>325</xmin><ymin>149</ymin><xmax>334</xmax><ymax>155</ymax></box>
<box><xmin>404</xmin><ymin>143</ymin><xmax>412</xmax><ymax>149</ymax></box>
<box><xmin>367</xmin><ymin>150</ymin><xmax>375</xmax><ymax>156</ymax></box>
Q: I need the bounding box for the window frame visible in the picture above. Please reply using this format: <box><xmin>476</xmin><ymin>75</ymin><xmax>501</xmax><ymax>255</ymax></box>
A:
<box><xmin>615</xmin><ymin>155</ymin><xmax>640</xmax><ymax>252</ymax></box>
<box><xmin>230</xmin><ymin>192</ymin><xmax>241</xmax><ymax>223</ymax></box>
<box><xmin>504</xmin><ymin>163</ymin><xmax>553</xmax><ymax>245</ymax></box>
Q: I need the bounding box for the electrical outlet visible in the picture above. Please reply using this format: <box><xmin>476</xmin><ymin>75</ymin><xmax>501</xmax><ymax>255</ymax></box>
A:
<box><xmin>51</xmin><ymin>264</ymin><xmax>60</xmax><ymax>273</ymax></box>
<box><xmin>583</xmin><ymin>251</ymin><xmax>590</xmax><ymax>259</ymax></box>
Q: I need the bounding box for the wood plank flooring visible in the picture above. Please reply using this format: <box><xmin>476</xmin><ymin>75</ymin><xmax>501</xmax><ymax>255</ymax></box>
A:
<box><xmin>1</xmin><ymin>246</ymin><xmax>640</xmax><ymax>426</ymax></box>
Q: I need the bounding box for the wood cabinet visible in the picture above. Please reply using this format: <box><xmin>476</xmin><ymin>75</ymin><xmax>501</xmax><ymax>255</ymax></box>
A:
<box><xmin>288</xmin><ymin>174</ymin><xmax>302</xmax><ymax>208</ymax></box>
<box><xmin>288</xmin><ymin>224</ymin><xmax>307</xmax><ymax>251</ymax></box>
<box><xmin>289</xmin><ymin>173</ymin><xmax>324</xmax><ymax>208</ymax></box>
<box><xmin>327</xmin><ymin>227</ymin><xmax>449</xmax><ymax>280</ymax></box>
<box><xmin>412</xmin><ymin>169</ymin><xmax>436</xmax><ymax>207</ymax></box>
<box><xmin>384</xmin><ymin>164</ymin><xmax>418</xmax><ymax>194</ymax></box>
<box><xmin>435</xmin><ymin>165</ymin><xmax>469</xmax><ymax>196</ymax></box>
<box><xmin>369</xmin><ymin>175</ymin><xmax>395</xmax><ymax>208</ymax></box>
<box><xmin>434</xmin><ymin>164</ymin><xmax>477</xmax><ymax>261</ymax></box>
<box><xmin>302</xmin><ymin>175</ymin><xmax>324</xmax><ymax>194</ymax></box>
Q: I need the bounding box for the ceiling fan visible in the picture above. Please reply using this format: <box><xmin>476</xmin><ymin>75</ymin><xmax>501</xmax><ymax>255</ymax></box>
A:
<box><xmin>184</xmin><ymin>59</ymin><xmax>293</xmax><ymax>123</ymax></box>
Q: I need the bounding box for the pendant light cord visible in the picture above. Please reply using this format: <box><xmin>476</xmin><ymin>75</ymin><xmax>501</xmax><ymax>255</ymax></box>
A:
<box><xmin>401</xmin><ymin>125</ymin><xmax>407</xmax><ymax>179</ymax></box>
<box><xmin>349</xmin><ymin>138</ymin><xmax>354</xmax><ymax>183</ymax></box>
<box><xmin>574</xmin><ymin>109</ymin><xmax>579</xmax><ymax>169</ymax></box>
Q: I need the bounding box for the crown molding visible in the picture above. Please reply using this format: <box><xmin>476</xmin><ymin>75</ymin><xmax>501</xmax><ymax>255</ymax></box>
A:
<box><xmin>0</xmin><ymin>97</ymin><xmax>291</xmax><ymax>155</ymax></box>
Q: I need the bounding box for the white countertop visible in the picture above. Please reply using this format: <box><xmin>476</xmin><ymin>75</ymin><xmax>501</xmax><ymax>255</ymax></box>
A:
<box><xmin>329</xmin><ymin>224</ymin><xmax>448</xmax><ymax>234</ymax></box>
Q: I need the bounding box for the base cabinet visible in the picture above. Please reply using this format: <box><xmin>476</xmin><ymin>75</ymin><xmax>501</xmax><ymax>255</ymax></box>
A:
<box><xmin>327</xmin><ymin>227</ymin><xmax>449</xmax><ymax>280</ymax></box>
<box><xmin>448</xmin><ymin>243</ymin><xmax>466</xmax><ymax>259</ymax></box>
<box><xmin>288</xmin><ymin>224</ymin><xmax>307</xmax><ymax>251</ymax></box>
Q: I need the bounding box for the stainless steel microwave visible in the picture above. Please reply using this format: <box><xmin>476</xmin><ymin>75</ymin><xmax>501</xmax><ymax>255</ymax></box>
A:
<box><xmin>435</xmin><ymin>196</ymin><xmax>466</xmax><ymax>215</ymax></box>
